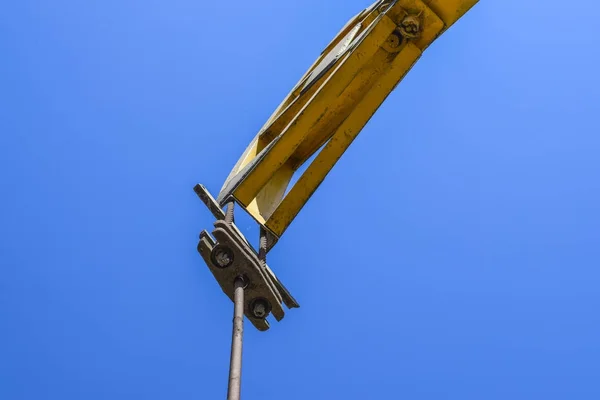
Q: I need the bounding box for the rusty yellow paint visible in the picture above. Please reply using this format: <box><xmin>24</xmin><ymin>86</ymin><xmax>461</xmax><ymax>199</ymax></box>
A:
<box><xmin>268</xmin><ymin>43</ymin><xmax>424</xmax><ymax>236</ymax></box>
<box><xmin>232</xmin><ymin>14</ymin><xmax>397</xmax><ymax>207</ymax></box>
<box><xmin>217</xmin><ymin>0</ymin><xmax>479</xmax><ymax>241</ymax></box>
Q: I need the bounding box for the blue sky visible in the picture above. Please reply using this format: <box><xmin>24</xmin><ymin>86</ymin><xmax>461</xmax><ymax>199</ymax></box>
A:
<box><xmin>1</xmin><ymin>0</ymin><xmax>600</xmax><ymax>399</ymax></box>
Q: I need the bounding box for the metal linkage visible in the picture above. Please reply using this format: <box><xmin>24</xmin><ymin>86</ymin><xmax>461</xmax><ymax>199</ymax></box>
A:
<box><xmin>195</xmin><ymin>184</ymin><xmax>300</xmax><ymax>399</ymax></box>
<box><xmin>195</xmin><ymin>184</ymin><xmax>299</xmax><ymax>331</ymax></box>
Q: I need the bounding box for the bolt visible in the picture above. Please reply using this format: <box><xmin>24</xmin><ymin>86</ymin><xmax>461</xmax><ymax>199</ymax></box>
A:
<box><xmin>251</xmin><ymin>299</ymin><xmax>270</xmax><ymax>319</ymax></box>
<box><xmin>212</xmin><ymin>246</ymin><xmax>234</xmax><ymax>268</ymax></box>
<box><xmin>253</xmin><ymin>303</ymin><xmax>266</xmax><ymax>318</ymax></box>
<box><xmin>215</xmin><ymin>250</ymin><xmax>232</xmax><ymax>267</ymax></box>
<box><xmin>400</xmin><ymin>15</ymin><xmax>421</xmax><ymax>39</ymax></box>
<box><xmin>225</xmin><ymin>201</ymin><xmax>235</xmax><ymax>224</ymax></box>
<box><xmin>258</xmin><ymin>227</ymin><xmax>267</xmax><ymax>268</ymax></box>
<box><xmin>386</xmin><ymin>33</ymin><xmax>402</xmax><ymax>49</ymax></box>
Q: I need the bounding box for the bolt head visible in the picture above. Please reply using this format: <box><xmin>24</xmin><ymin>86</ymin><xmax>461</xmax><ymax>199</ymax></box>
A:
<box><xmin>386</xmin><ymin>33</ymin><xmax>401</xmax><ymax>48</ymax></box>
<box><xmin>251</xmin><ymin>298</ymin><xmax>271</xmax><ymax>319</ymax></box>
<box><xmin>211</xmin><ymin>245</ymin><xmax>234</xmax><ymax>269</ymax></box>
<box><xmin>400</xmin><ymin>15</ymin><xmax>421</xmax><ymax>38</ymax></box>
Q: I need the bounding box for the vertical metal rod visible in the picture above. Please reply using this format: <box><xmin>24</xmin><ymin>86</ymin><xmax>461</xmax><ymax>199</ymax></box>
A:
<box><xmin>227</xmin><ymin>277</ymin><xmax>245</xmax><ymax>400</ymax></box>
<box><xmin>225</xmin><ymin>201</ymin><xmax>235</xmax><ymax>225</ymax></box>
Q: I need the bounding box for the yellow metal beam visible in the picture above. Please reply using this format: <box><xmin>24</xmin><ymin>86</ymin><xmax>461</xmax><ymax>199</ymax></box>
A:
<box><xmin>268</xmin><ymin>43</ymin><xmax>424</xmax><ymax>236</ymax></box>
<box><xmin>229</xmin><ymin>14</ymin><xmax>398</xmax><ymax>207</ymax></box>
<box><xmin>216</xmin><ymin>0</ymin><xmax>479</xmax><ymax>244</ymax></box>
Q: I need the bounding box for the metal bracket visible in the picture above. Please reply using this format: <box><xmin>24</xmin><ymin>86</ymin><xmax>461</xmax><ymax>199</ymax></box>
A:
<box><xmin>195</xmin><ymin>184</ymin><xmax>299</xmax><ymax>331</ymax></box>
<box><xmin>194</xmin><ymin>184</ymin><xmax>226</xmax><ymax>221</ymax></box>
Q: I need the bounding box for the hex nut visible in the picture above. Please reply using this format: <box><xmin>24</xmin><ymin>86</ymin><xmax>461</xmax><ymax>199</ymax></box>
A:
<box><xmin>211</xmin><ymin>245</ymin><xmax>234</xmax><ymax>269</ymax></box>
<box><xmin>250</xmin><ymin>298</ymin><xmax>271</xmax><ymax>319</ymax></box>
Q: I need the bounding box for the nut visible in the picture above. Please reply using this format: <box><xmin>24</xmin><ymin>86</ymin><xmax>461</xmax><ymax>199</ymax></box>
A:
<box><xmin>386</xmin><ymin>33</ymin><xmax>402</xmax><ymax>49</ymax></box>
<box><xmin>399</xmin><ymin>15</ymin><xmax>421</xmax><ymax>39</ymax></box>
<box><xmin>211</xmin><ymin>245</ymin><xmax>234</xmax><ymax>269</ymax></box>
<box><xmin>251</xmin><ymin>298</ymin><xmax>271</xmax><ymax>319</ymax></box>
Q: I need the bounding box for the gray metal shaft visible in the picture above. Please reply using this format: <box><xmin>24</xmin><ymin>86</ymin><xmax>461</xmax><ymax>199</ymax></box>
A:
<box><xmin>227</xmin><ymin>278</ymin><xmax>245</xmax><ymax>400</ymax></box>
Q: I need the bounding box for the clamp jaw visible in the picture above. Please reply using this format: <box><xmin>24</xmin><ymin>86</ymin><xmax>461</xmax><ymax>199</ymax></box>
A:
<box><xmin>195</xmin><ymin>184</ymin><xmax>299</xmax><ymax>331</ymax></box>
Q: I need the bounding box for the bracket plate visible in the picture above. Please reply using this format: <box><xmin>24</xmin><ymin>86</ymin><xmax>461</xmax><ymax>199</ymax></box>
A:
<box><xmin>195</xmin><ymin>184</ymin><xmax>299</xmax><ymax>331</ymax></box>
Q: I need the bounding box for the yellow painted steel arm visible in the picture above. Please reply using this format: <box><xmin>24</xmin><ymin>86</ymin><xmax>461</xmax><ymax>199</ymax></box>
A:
<box><xmin>216</xmin><ymin>0</ymin><xmax>479</xmax><ymax>244</ymax></box>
